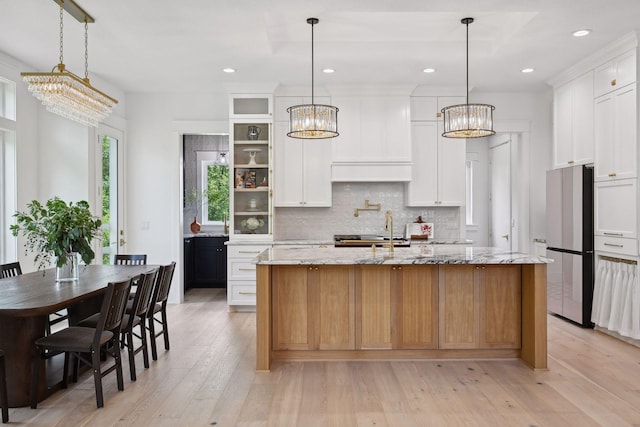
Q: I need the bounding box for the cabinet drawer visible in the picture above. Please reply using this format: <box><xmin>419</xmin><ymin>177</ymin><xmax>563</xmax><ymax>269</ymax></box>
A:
<box><xmin>229</xmin><ymin>282</ymin><xmax>257</xmax><ymax>305</ymax></box>
<box><xmin>228</xmin><ymin>259</ymin><xmax>258</xmax><ymax>280</ymax></box>
<box><xmin>227</xmin><ymin>244</ymin><xmax>271</xmax><ymax>259</ymax></box>
<box><xmin>595</xmin><ymin>179</ymin><xmax>637</xmax><ymax>238</ymax></box>
<box><xmin>595</xmin><ymin>236</ymin><xmax>638</xmax><ymax>256</ymax></box>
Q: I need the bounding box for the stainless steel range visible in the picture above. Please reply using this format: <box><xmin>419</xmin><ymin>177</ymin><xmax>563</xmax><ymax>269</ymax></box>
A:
<box><xmin>333</xmin><ymin>234</ymin><xmax>410</xmax><ymax>248</ymax></box>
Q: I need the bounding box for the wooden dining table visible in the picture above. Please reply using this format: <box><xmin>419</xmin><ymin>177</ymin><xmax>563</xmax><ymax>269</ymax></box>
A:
<box><xmin>0</xmin><ymin>264</ymin><xmax>156</xmax><ymax>407</ymax></box>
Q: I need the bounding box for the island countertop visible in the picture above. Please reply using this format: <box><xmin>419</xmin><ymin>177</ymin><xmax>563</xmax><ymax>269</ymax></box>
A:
<box><xmin>255</xmin><ymin>245</ymin><xmax>552</xmax><ymax>265</ymax></box>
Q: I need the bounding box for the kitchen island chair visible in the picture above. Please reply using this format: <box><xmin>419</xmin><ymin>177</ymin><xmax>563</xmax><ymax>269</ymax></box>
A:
<box><xmin>0</xmin><ymin>262</ymin><xmax>21</xmax><ymax>278</ymax></box>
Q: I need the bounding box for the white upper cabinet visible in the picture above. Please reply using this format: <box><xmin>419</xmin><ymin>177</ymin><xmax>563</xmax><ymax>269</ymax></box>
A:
<box><xmin>594</xmin><ymin>83</ymin><xmax>637</xmax><ymax>181</ymax></box>
<box><xmin>405</xmin><ymin>121</ymin><xmax>465</xmax><ymax>206</ymax></box>
<box><xmin>552</xmin><ymin>71</ymin><xmax>594</xmax><ymax>169</ymax></box>
<box><xmin>273</xmin><ymin>121</ymin><xmax>332</xmax><ymax>207</ymax></box>
<box><xmin>229</xmin><ymin>94</ymin><xmax>273</xmax><ymax>119</ymax></box>
<box><xmin>331</xmin><ymin>94</ymin><xmax>412</xmax><ymax>181</ymax></box>
<box><xmin>273</xmin><ymin>96</ymin><xmax>332</xmax><ymax>207</ymax></box>
<box><xmin>594</xmin><ymin>50</ymin><xmax>637</xmax><ymax>98</ymax></box>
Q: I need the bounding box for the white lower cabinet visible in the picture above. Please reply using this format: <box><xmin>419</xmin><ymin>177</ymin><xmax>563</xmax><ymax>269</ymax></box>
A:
<box><xmin>594</xmin><ymin>179</ymin><xmax>638</xmax><ymax>256</ymax></box>
<box><xmin>226</xmin><ymin>243</ymin><xmax>271</xmax><ymax>309</ymax></box>
<box><xmin>405</xmin><ymin>121</ymin><xmax>465</xmax><ymax>206</ymax></box>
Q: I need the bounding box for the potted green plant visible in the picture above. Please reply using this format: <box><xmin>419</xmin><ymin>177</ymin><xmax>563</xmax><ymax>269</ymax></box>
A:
<box><xmin>10</xmin><ymin>197</ymin><xmax>102</xmax><ymax>280</ymax></box>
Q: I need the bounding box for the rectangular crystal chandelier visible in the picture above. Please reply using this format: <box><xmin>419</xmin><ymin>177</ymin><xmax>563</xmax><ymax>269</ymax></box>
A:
<box><xmin>21</xmin><ymin>0</ymin><xmax>117</xmax><ymax>128</ymax></box>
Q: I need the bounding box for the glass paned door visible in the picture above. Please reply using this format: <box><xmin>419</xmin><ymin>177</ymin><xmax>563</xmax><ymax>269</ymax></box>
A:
<box><xmin>96</xmin><ymin>125</ymin><xmax>125</xmax><ymax>264</ymax></box>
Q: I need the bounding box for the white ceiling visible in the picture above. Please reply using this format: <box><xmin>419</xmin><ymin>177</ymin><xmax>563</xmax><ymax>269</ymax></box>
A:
<box><xmin>1</xmin><ymin>0</ymin><xmax>640</xmax><ymax>94</ymax></box>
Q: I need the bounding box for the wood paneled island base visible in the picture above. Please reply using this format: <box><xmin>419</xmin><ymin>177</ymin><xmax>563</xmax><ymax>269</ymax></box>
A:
<box><xmin>255</xmin><ymin>247</ymin><xmax>549</xmax><ymax>371</ymax></box>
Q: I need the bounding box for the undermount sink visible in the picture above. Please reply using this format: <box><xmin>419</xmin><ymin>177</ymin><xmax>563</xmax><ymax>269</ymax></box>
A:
<box><xmin>333</xmin><ymin>234</ymin><xmax>410</xmax><ymax>247</ymax></box>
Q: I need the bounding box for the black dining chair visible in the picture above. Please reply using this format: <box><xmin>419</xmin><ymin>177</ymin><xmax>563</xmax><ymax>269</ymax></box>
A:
<box><xmin>0</xmin><ymin>351</ymin><xmax>8</xmax><ymax>423</ymax></box>
<box><xmin>0</xmin><ymin>262</ymin><xmax>22</xmax><ymax>278</ymax></box>
<box><xmin>114</xmin><ymin>254</ymin><xmax>147</xmax><ymax>266</ymax></box>
<box><xmin>78</xmin><ymin>268</ymin><xmax>159</xmax><ymax>381</ymax></box>
<box><xmin>30</xmin><ymin>278</ymin><xmax>133</xmax><ymax>409</ymax></box>
<box><xmin>147</xmin><ymin>262</ymin><xmax>176</xmax><ymax>360</ymax></box>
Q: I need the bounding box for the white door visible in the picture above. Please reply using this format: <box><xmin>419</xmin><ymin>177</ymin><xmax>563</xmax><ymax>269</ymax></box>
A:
<box><xmin>95</xmin><ymin>125</ymin><xmax>125</xmax><ymax>264</ymax></box>
<box><xmin>490</xmin><ymin>138</ymin><xmax>511</xmax><ymax>250</ymax></box>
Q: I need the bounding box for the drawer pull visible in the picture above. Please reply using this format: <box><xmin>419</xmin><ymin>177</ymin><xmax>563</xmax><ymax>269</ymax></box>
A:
<box><xmin>238</xmin><ymin>267</ymin><xmax>256</xmax><ymax>271</ymax></box>
<box><xmin>238</xmin><ymin>250</ymin><xmax>261</xmax><ymax>254</ymax></box>
<box><xmin>604</xmin><ymin>243</ymin><xmax>624</xmax><ymax>248</ymax></box>
<box><xmin>568</xmin><ymin>160</ymin><xmax>575</xmax><ymax>164</ymax></box>
<box><xmin>603</xmin><ymin>232</ymin><xmax>624</xmax><ymax>236</ymax></box>
<box><xmin>608</xmin><ymin>173</ymin><xmax>617</xmax><ymax>177</ymax></box>
<box><xmin>238</xmin><ymin>291</ymin><xmax>257</xmax><ymax>295</ymax></box>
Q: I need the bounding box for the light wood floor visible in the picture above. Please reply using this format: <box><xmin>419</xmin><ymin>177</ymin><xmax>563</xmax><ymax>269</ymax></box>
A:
<box><xmin>8</xmin><ymin>288</ymin><xmax>640</xmax><ymax>426</ymax></box>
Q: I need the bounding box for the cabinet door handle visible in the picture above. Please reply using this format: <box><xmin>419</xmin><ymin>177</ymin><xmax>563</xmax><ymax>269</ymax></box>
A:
<box><xmin>603</xmin><ymin>232</ymin><xmax>624</xmax><ymax>236</ymax></box>
<box><xmin>238</xmin><ymin>291</ymin><xmax>256</xmax><ymax>295</ymax></box>
<box><xmin>239</xmin><ymin>267</ymin><xmax>256</xmax><ymax>271</ymax></box>
<box><xmin>604</xmin><ymin>243</ymin><xmax>624</xmax><ymax>248</ymax></box>
<box><xmin>568</xmin><ymin>160</ymin><xmax>575</xmax><ymax>164</ymax></box>
<box><xmin>608</xmin><ymin>173</ymin><xmax>617</xmax><ymax>177</ymax></box>
<box><xmin>611</xmin><ymin>79</ymin><xmax>617</xmax><ymax>86</ymax></box>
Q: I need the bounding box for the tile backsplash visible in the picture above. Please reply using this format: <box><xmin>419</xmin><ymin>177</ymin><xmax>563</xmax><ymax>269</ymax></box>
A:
<box><xmin>274</xmin><ymin>182</ymin><xmax>461</xmax><ymax>241</ymax></box>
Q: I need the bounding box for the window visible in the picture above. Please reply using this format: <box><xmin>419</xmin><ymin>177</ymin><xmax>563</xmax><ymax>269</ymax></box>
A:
<box><xmin>201</xmin><ymin>157</ymin><xmax>229</xmax><ymax>225</ymax></box>
<box><xmin>0</xmin><ymin>76</ymin><xmax>17</xmax><ymax>262</ymax></box>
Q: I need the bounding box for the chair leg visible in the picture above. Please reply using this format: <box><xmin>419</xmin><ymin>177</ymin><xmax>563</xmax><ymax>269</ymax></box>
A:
<box><xmin>126</xmin><ymin>330</ymin><xmax>137</xmax><ymax>381</ymax></box>
<box><xmin>62</xmin><ymin>353</ymin><xmax>70</xmax><ymax>389</ymax></box>
<box><xmin>0</xmin><ymin>352</ymin><xmax>8</xmax><ymax>423</ymax></box>
<box><xmin>113</xmin><ymin>339</ymin><xmax>124</xmax><ymax>392</ymax></box>
<box><xmin>30</xmin><ymin>351</ymin><xmax>40</xmax><ymax>409</ymax></box>
<box><xmin>161</xmin><ymin>309</ymin><xmax>170</xmax><ymax>351</ymax></box>
<box><xmin>148</xmin><ymin>317</ymin><xmax>158</xmax><ymax>361</ymax></box>
<box><xmin>140</xmin><ymin>320</ymin><xmax>150</xmax><ymax>369</ymax></box>
<box><xmin>91</xmin><ymin>349</ymin><xmax>104</xmax><ymax>409</ymax></box>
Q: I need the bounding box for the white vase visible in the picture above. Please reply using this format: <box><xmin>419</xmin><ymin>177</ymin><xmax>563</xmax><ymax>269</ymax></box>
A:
<box><xmin>56</xmin><ymin>253</ymin><xmax>79</xmax><ymax>282</ymax></box>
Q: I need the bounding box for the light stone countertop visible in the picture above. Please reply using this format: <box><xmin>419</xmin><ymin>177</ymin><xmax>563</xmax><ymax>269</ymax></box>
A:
<box><xmin>254</xmin><ymin>245</ymin><xmax>552</xmax><ymax>265</ymax></box>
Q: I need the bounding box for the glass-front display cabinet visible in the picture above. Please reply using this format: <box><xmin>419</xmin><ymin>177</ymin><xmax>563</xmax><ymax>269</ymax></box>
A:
<box><xmin>229</xmin><ymin>120</ymin><xmax>272</xmax><ymax>239</ymax></box>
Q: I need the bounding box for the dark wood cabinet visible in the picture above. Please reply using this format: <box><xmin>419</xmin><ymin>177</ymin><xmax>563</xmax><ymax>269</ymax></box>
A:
<box><xmin>184</xmin><ymin>237</ymin><xmax>194</xmax><ymax>289</ymax></box>
<box><xmin>184</xmin><ymin>236</ymin><xmax>228</xmax><ymax>289</ymax></box>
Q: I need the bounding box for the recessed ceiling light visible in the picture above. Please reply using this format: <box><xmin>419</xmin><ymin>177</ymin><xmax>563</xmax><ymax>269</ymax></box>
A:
<box><xmin>572</xmin><ymin>29</ymin><xmax>591</xmax><ymax>37</ymax></box>
<box><xmin>423</xmin><ymin>68</ymin><xmax>436</xmax><ymax>73</ymax></box>
<box><xmin>223</xmin><ymin>68</ymin><xmax>236</xmax><ymax>73</ymax></box>
<box><xmin>322</xmin><ymin>68</ymin><xmax>335</xmax><ymax>74</ymax></box>
<box><xmin>521</xmin><ymin>68</ymin><xmax>535</xmax><ymax>73</ymax></box>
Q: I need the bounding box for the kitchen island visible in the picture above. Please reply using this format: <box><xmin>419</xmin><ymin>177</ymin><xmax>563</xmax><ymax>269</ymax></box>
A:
<box><xmin>255</xmin><ymin>246</ymin><xmax>550</xmax><ymax>371</ymax></box>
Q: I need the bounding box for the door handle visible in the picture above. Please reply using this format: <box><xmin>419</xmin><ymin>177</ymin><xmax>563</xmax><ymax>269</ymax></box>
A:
<box><xmin>119</xmin><ymin>238</ymin><xmax>126</xmax><ymax>246</ymax></box>
<box><xmin>501</xmin><ymin>234</ymin><xmax>509</xmax><ymax>240</ymax></box>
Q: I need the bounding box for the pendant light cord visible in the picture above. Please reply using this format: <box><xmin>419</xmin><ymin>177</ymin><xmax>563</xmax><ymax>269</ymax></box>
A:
<box><xmin>59</xmin><ymin>0</ymin><xmax>64</xmax><ymax>65</ymax></box>
<box><xmin>465</xmin><ymin>19</ymin><xmax>469</xmax><ymax>106</ymax></box>
<box><xmin>310</xmin><ymin>20</ymin><xmax>315</xmax><ymax>105</ymax></box>
<box><xmin>84</xmin><ymin>18</ymin><xmax>89</xmax><ymax>80</ymax></box>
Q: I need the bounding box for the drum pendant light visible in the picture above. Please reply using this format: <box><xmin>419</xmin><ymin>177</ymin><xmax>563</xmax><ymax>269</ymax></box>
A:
<box><xmin>287</xmin><ymin>18</ymin><xmax>339</xmax><ymax>139</ymax></box>
<box><xmin>441</xmin><ymin>17</ymin><xmax>495</xmax><ymax>138</ymax></box>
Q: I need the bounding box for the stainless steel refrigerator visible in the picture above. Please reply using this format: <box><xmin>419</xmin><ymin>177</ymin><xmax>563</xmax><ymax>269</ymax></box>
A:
<box><xmin>545</xmin><ymin>165</ymin><xmax>594</xmax><ymax>327</ymax></box>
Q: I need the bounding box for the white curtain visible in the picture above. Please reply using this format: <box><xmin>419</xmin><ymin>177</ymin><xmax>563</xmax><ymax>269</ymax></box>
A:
<box><xmin>592</xmin><ymin>257</ymin><xmax>640</xmax><ymax>339</ymax></box>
